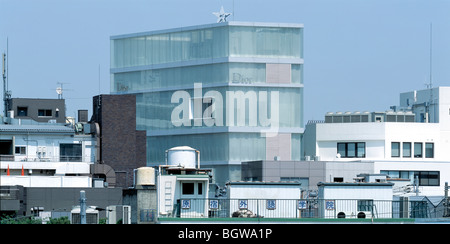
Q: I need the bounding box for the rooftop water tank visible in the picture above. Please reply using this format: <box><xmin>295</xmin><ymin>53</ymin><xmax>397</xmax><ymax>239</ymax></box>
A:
<box><xmin>166</xmin><ymin>146</ymin><xmax>199</xmax><ymax>169</ymax></box>
<box><xmin>136</xmin><ymin>167</ymin><xmax>155</xmax><ymax>186</ymax></box>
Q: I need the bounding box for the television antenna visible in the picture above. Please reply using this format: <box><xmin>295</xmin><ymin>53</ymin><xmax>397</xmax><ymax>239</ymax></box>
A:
<box><xmin>2</xmin><ymin>38</ymin><xmax>11</xmax><ymax>118</ymax></box>
<box><xmin>56</xmin><ymin>82</ymin><xmax>71</xmax><ymax>99</ymax></box>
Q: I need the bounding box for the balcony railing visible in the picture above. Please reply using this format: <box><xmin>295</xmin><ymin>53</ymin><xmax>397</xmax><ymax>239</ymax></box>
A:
<box><xmin>0</xmin><ymin>154</ymin><xmax>94</xmax><ymax>163</ymax></box>
<box><xmin>163</xmin><ymin>198</ymin><xmax>433</xmax><ymax>219</ymax></box>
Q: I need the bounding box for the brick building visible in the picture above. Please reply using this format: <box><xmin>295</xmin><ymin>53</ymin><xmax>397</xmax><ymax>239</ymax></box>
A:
<box><xmin>90</xmin><ymin>94</ymin><xmax>146</xmax><ymax>188</ymax></box>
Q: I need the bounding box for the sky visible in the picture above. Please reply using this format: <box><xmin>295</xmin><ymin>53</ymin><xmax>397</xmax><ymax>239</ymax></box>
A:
<box><xmin>1</xmin><ymin>0</ymin><xmax>449</xmax><ymax>123</ymax></box>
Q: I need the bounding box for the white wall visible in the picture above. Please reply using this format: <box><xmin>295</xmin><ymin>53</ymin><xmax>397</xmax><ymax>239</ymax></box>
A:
<box><xmin>309</xmin><ymin>122</ymin><xmax>446</xmax><ymax>162</ymax></box>
<box><xmin>2</xmin><ymin>133</ymin><xmax>95</xmax><ymax>163</ymax></box>
<box><xmin>0</xmin><ymin>175</ymin><xmax>92</xmax><ymax>187</ymax></box>
<box><xmin>228</xmin><ymin>183</ymin><xmax>301</xmax><ymax>199</ymax></box>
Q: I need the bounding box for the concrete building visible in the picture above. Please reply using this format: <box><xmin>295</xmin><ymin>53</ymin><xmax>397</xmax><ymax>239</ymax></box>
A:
<box><xmin>302</xmin><ymin>87</ymin><xmax>450</xmax><ymax>196</ymax></box>
<box><xmin>317</xmin><ymin>182</ymin><xmax>394</xmax><ymax>219</ymax></box>
<box><xmin>7</xmin><ymin>98</ymin><xmax>66</xmax><ymax>124</ymax></box>
<box><xmin>0</xmin><ymin>98</ymin><xmax>125</xmax><ymax>220</ymax></box>
<box><xmin>110</xmin><ymin>21</ymin><xmax>304</xmax><ymax>185</ymax></box>
<box><xmin>0</xmin><ymin>117</ymin><xmax>98</xmax><ymax>188</ymax></box>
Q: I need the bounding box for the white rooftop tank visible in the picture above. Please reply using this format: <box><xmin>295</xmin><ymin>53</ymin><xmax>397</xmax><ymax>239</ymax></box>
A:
<box><xmin>166</xmin><ymin>146</ymin><xmax>199</xmax><ymax>169</ymax></box>
<box><xmin>136</xmin><ymin>167</ymin><xmax>156</xmax><ymax>186</ymax></box>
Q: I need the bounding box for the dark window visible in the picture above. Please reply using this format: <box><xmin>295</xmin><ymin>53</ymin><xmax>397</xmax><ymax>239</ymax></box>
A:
<box><xmin>425</xmin><ymin>143</ymin><xmax>434</xmax><ymax>158</ymax></box>
<box><xmin>60</xmin><ymin>143</ymin><xmax>82</xmax><ymax>162</ymax></box>
<box><xmin>415</xmin><ymin>171</ymin><xmax>439</xmax><ymax>186</ymax></box>
<box><xmin>337</xmin><ymin>142</ymin><xmax>365</xmax><ymax>158</ymax></box>
<box><xmin>38</xmin><ymin>109</ymin><xmax>52</xmax><ymax>117</ymax></box>
<box><xmin>182</xmin><ymin>183</ymin><xmax>195</xmax><ymax>195</ymax></box>
<box><xmin>15</xmin><ymin>146</ymin><xmax>26</xmax><ymax>155</ymax></box>
<box><xmin>414</xmin><ymin>143</ymin><xmax>423</xmax><ymax>158</ymax></box>
<box><xmin>0</xmin><ymin>140</ymin><xmax>13</xmax><ymax>155</ymax></box>
<box><xmin>382</xmin><ymin>170</ymin><xmax>439</xmax><ymax>187</ymax></box>
<box><xmin>17</xmin><ymin>107</ymin><xmax>28</xmax><ymax>116</ymax></box>
<box><xmin>198</xmin><ymin>182</ymin><xmax>203</xmax><ymax>195</ymax></box>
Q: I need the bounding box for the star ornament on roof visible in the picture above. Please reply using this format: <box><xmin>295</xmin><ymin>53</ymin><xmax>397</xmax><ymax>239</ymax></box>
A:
<box><xmin>213</xmin><ymin>6</ymin><xmax>232</xmax><ymax>23</ymax></box>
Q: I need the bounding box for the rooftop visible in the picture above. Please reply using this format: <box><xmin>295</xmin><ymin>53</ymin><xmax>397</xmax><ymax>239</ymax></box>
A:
<box><xmin>111</xmin><ymin>21</ymin><xmax>304</xmax><ymax>40</ymax></box>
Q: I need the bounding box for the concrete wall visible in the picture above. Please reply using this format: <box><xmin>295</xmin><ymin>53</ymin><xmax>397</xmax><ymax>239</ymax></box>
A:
<box><xmin>9</xmin><ymin>98</ymin><xmax>66</xmax><ymax>123</ymax></box>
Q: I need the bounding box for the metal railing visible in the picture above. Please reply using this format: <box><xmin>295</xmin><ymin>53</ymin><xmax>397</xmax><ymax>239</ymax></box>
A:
<box><xmin>164</xmin><ymin>198</ymin><xmax>431</xmax><ymax>219</ymax></box>
<box><xmin>1</xmin><ymin>154</ymin><xmax>94</xmax><ymax>162</ymax></box>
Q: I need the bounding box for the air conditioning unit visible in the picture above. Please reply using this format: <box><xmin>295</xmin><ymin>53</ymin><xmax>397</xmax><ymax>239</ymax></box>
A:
<box><xmin>106</xmin><ymin>205</ymin><xmax>131</xmax><ymax>224</ymax></box>
<box><xmin>70</xmin><ymin>206</ymin><xmax>99</xmax><ymax>224</ymax></box>
<box><xmin>337</xmin><ymin>211</ymin><xmax>373</xmax><ymax>219</ymax></box>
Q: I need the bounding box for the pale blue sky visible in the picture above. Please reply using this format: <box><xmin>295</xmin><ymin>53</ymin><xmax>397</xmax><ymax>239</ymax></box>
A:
<box><xmin>1</xmin><ymin>0</ymin><xmax>449</xmax><ymax>122</ymax></box>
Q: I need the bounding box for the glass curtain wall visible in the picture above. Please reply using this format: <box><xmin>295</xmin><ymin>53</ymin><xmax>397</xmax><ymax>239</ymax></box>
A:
<box><xmin>111</xmin><ymin>26</ymin><xmax>229</xmax><ymax>69</ymax></box>
<box><xmin>136</xmin><ymin>87</ymin><xmax>301</xmax><ymax>131</ymax></box>
<box><xmin>111</xmin><ymin>23</ymin><xmax>304</xmax><ymax>166</ymax></box>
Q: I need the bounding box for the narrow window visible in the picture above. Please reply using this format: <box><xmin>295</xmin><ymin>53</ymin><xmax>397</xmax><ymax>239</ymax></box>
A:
<box><xmin>357</xmin><ymin>142</ymin><xmax>366</xmax><ymax>158</ymax></box>
<box><xmin>414</xmin><ymin>142</ymin><xmax>423</xmax><ymax>158</ymax></box>
<box><xmin>403</xmin><ymin>142</ymin><xmax>411</xmax><ymax>158</ymax></box>
<box><xmin>425</xmin><ymin>143</ymin><xmax>434</xmax><ymax>158</ymax></box>
<box><xmin>197</xmin><ymin>182</ymin><xmax>203</xmax><ymax>195</ymax></box>
<box><xmin>337</xmin><ymin>143</ymin><xmax>346</xmax><ymax>157</ymax></box>
<box><xmin>391</xmin><ymin>142</ymin><xmax>400</xmax><ymax>157</ymax></box>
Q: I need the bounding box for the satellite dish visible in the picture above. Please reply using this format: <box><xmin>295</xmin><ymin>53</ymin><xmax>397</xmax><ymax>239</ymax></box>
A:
<box><xmin>56</xmin><ymin>87</ymin><xmax>62</xmax><ymax>95</ymax></box>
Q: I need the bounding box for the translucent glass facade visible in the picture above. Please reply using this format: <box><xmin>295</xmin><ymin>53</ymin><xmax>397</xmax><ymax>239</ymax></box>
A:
<box><xmin>111</xmin><ymin>22</ymin><xmax>304</xmax><ymax>179</ymax></box>
<box><xmin>111</xmin><ymin>23</ymin><xmax>302</xmax><ymax>69</ymax></box>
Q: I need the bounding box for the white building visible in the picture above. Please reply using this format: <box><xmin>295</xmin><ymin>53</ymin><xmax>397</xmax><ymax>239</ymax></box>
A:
<box><xmin>156</xmin><ymin>147</ymin><xmax>210</xmax><ymax>218</ymax></box>
<box><xmin>225</xmin><ymin>181</ymin><xmax>302</xmax><ymax>218</ymax></box>
<box><xmin>317</xmin><ymin>182</ymin><xmax>394</xmax><ymax>219</ymax></box>
<box><xmin>0</xmin><ymin>116</ymin><xmax>97</xmax><ymax>188</ymax></box>
<box><xmin>303</xmin><ymin>87</ymin><xmax>450</xmax><ymax>196</ymax></box>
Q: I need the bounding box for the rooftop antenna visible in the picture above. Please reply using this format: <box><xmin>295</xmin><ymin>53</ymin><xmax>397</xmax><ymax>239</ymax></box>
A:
<box><xmin>2</xmin><ymin>38</ymin><xmax>11</xmax><ymax>118</ymax></box>
<box><xmin>56</xmin><ymin>82</ymin><xmax>70</xmax><ymax>99</ymax></box>
<box><xmin>427</xmin><ymin>23</ymin><xmax>434</xmax><ymax>123</ymax></box>
<box><xmin>429</xmin><ymin>22</ymin><xmax>433</xmax><ymax>90</ymax></box>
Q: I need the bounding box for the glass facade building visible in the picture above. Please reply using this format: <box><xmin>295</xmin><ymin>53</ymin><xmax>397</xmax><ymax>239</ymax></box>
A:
<box><xmin>110</xmin><ymin>22</ymin><xmax>304</xmax><ymax>183</ymax></box>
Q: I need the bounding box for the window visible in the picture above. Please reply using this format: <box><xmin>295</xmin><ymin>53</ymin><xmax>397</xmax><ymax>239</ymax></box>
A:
<box><xmin>182</xmin><ymin>183</ymin><xmax>195</xmax><ymax>195</ymax></box>
<box><xmin>60</xmin><ymin>143</ymin><xmax>82</xmax><ymax>162</ymax></box>
<box><xmin>17</xmin><ymin>107</ymin><xmax>28</xmax><ymax>116</ymax></box>
<box><xmin>337</xmin><ymin>142</ymin><xmax>365</xmax><ymax>158</ymax></box>
<box><xmin>391</xmin><ymin>142</ymin><xmax>400</xmax><ymax>157</ymax></box>
<box><xmin>38</xmin><ymin>109</ymin><xmax>52</xmax><ymax>117</ymax></box>
<box><xmin>15</xmin><ymin>146</ymin><xmax>26</xmax><ymax>155</ymax></box>
<box><xmin>197</xmin><ymin>182</ymin><xmax>203</xmax><ymax>195</ymax></box>
<box><xmin>403</xmin><ymin>142</ymin><xmax>411</xmax><ymax>158</ymax></box>
<box><xmin>381</xmin><ymin>170</ymin><xmax>440</xmax><ymax>186</ymax></box>
<box><xmin>425</xmin><ymin>143</ymin><xmax>434</xmax><ymax>158</ymax></box>
<box><xmin>415</xmin><ymin>171</ymin><xmax>439</xmax><ymax>186</ymax></box>
<box><xmin>358</xmin><ymin>200</ymin><xmax>373</xmax><ymax>212</ymax></box>
<box><xmin>414</xmin><ymin>142</ymin><xmax>423</xmax><ymax>158</ymax></box>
